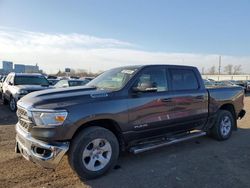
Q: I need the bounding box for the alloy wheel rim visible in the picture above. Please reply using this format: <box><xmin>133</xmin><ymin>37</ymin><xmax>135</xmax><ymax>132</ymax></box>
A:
<box><xmin>220</xmin><ymin>115</ymin><xmax>232</xmax><ymax>137</ymax></box>
<box><xmin>82</xmin><ymin>138</ymin><xmax>112</xmax><ymax>171</ymax></box>
<box><xmin>10</xmin><ymin>98</ymin><xmax>16</xmax><ymax>111</ymax></box>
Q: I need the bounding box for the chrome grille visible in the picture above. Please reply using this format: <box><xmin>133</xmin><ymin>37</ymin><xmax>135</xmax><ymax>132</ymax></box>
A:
<box><xmin>17</xmin><ymin>108</ymin><xmax>28</xmax><ymax>117</ymax></box>
<box><xmin>17</xmin><ymin>107</ymin><xmax>33</xmax><ymax>132</ymax></box>
<box><xmin>19</xmin><ymin>119</ymin><xmax>30</xmax><ymax>130</ymax></box>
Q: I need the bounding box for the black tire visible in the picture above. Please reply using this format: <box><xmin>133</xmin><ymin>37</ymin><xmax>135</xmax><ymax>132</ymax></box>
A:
<box><xmin>68</xmin><ymin>126</ymin><xmax>119</xmax><ymax>180</ymax></box>
<box><xmin>2</xmin><ymin>94</ymin><xmax>8</xmax><ymax>105</ymax></box>
<box><xmin>211</xmin><ymin>110</ymin><xmax>235</xmax><ymax>141</ymax></box>
<box><xmin>9</xmin><ymin>96</ymin><xmax>17</xmax><ymax>112</ymax></box>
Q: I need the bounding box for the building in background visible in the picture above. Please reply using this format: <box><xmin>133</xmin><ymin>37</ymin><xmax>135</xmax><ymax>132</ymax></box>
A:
<box><xmin>25</xmin><ymin>64</ymin><xmax>39</xmax><ymax>73</ymax></box>
<box><xmin>1</xmin><ymin>61</ymin><xmax>42</xmax><ymax>75</ymax></box>
<box><xmin>202</xmin><ymin>74</ymin><xmax>250</xmax><ymax>81</ymax></box>
<box><xmin>2</xmin><ymin>61</ymin><xmax>13</xmax><ymax>74</ymax></box>
<box><xmin>14</xmin><ymin>64</ymin><xmax>26</xmax><ymax>73</ymax></box>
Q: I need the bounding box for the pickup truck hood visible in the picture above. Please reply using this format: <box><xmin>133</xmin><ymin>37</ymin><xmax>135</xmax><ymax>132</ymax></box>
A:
<box><xmin>17</xmin><ymin>86</ymin><xmax>111</xmax><ymax>110</ymax></box>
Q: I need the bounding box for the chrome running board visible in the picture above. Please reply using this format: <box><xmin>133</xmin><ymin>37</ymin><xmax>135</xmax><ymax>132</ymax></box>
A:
<box><xmin>130</xmin><ymin>131</ymin><xmax>206</xmax><ymax>154</ymax></box>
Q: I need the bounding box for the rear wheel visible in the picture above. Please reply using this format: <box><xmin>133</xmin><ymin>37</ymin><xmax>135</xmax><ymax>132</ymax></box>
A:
<box><xmin>68</xmin><ymin>126</ymin><xmax>119</xmax><ymax>180</ymax></box>
<box><xmin>9</xmin><ymin>96</ymin><xmax>17</xmax><ymax>112</ymax></box>
<box><xmin>211</xmin><ymin>110</ymin><xmax>234</xmax><ymax>140</ymax></box>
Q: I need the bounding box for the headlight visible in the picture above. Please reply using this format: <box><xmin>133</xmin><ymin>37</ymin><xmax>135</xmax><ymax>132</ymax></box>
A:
<box><xmin>17</xmin><ymin>90</ymin><xmax>28</xmax><ymax>95</ymax></box>
<box><xmin>32</xmin><ymin>110</ymin><xmax>68</xmax><ymax>126</ymax></box>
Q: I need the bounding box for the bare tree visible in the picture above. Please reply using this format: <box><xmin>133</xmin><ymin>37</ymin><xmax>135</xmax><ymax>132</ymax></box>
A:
<box><xmin>224</xmin><ymin>64</ymin><xmax>233</xmax><ymax>75</ymax></box>
<box><xmin>55</xmin><ymin>70</ymin><xmax>66</xmax><ymax>76</ymax></box>
<box><xmin>233</xmin><ymin>65</ymin><xmax>242</xmax><ymax>75</ymax></box>
<box><xmin>208</xmin><ymin>66</ymin><xmax>216</xmax><ymax>75</ymax></box>
<box><xmin>53</xmin><ymin>68</ymin><xmax>99</xmax><ymax>77</ymax></box>
<box><xmin>75</xmin><ymin>69</ymin><xmax>88</xmax><ymax>77</ymax></box>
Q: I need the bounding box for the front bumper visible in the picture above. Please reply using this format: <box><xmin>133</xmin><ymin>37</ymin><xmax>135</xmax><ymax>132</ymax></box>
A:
<box><xmin>15</xmin><ymin>123</ymin><xmax>69</xmax><ymax>169</ymax></box>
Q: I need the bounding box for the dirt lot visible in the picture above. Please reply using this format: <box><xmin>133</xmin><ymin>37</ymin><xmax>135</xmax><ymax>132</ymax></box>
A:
<box><xmin>0</xmin><ymin>97</ymin><xmax>250</xmax><ymax>188</ymax></box>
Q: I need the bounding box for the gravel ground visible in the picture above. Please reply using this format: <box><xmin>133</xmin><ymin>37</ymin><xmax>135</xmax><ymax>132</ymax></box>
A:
<box><xmin>0</xmin><ymin>96</ymin><xmax>250</xmax><ymax>188</ymax></box>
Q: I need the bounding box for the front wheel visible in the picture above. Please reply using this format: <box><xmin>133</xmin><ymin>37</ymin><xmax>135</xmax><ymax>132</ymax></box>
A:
<box><xmin>9</xmin><ymin>96</ymin><xmax>17</xmax><ymax>112</ymax></box>
<box><xmin>211</xmin><ymin>110</ymin><xmax>235</xmax><ymax>141</ymax></box>
<box><xmin>68</xmin><ymin>126</ymin><xmax>119</xmax><ymax>180</ymax></box>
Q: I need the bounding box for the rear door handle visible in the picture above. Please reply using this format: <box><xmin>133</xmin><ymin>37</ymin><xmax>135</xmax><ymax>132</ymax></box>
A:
<box><xmin>161</xmin><ymin>98</ymin><xmax>172</xmax><ymax>102</ymax></box>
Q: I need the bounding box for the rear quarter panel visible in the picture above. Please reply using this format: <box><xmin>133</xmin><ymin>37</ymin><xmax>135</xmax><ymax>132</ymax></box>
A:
<box><xmin>208</xmin><ymin>86</ymin><xmax>245</xmax><ymax>116</ymax></box>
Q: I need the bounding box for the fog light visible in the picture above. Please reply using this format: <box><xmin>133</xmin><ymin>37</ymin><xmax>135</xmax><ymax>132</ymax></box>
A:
<box><xmin>32</xmin><ymin>146</ymin><xmax>52</xmax><ymax>158</ymax></box>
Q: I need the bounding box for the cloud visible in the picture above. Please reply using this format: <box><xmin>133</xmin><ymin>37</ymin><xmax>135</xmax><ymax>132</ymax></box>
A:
<box><xmin>0</xmin><ymin>27</ymin><xmax>133</xmax><ymax>52</ymax></box>
<box><xmin>0</xmin><ymin>27</ymin><xmax>249</xmax><ymax>74</ymax></box>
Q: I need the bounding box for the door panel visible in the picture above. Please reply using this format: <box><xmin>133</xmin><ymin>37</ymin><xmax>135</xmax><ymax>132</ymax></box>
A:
<box><xmin>127</xmin><ymin>67</ymin><xmax>177</xmax><ymax>140</ymax></box>
<box><xmin>126</xmin><ymin>66</ymin><xmax>209</xmax><ymax>142</ymax></box>
<box><xmin>166</xmin><ymin>91</ymin><xmax>208</xmax><ymax>130</ymax></box>
<box><xmin>168</xmin><ymin>68</ymin><xmax>209</xmax><ymax>130</ymax></box>
<box><xmin>128</xmin><ymin>93</ymin><xmax>175</xmax><ymax>131</ymax></box>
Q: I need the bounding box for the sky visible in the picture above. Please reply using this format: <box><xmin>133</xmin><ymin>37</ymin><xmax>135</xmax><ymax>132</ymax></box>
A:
<box><xmin>0</xmin><ymin>0</ymin><xmax>250</xmax><ymax>74</ymax></box>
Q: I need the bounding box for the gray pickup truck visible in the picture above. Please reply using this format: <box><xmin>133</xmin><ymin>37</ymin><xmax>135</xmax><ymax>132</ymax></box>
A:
<box><xmin>15</xmin><ymin>65</ymin><xmax>245</xmax><ymax>179</ymax></box>
<box><xmin>2</xmin><ymin>73</ymin><xmax>50</xmax><ymax>111</ymax></box>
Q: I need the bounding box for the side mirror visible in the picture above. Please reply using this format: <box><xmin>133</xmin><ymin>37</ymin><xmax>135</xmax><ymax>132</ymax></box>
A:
<box><xmin>8</xmin><ymin>81</ymin><xmax>13</xmax><ymax>86</ymax></box>
<box><xmin>132</xmin><ymin>82</ymin><xmax>158</xmax><ymax>93</ymax></box>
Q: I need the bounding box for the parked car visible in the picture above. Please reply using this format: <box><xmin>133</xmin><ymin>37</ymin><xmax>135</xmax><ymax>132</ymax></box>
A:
<box><xmin>54</xmin><ymin>79</ymin><xmax>89</xmax><ymax>88</ymax></box>
<box><xmin>233</xmin><ymin>80</ymin><xmax>247</xmax><ymax>91</ymax></box>
<box><xmin>15</xmin><ymin>65</ymin><xmax>245</xmax><ymax>179</ymax></box>
<box><xmin>2</xmin><ymin>73</ymin><xmax>50</xmax><ymax>111</ymax></box>
<box><xmin>0</xmin><ymin>76</ymin><xmax>6</xmax><ymax>94</ymax></box>
<box><xmin>245</xmin><ymin>80</ymin><xmax>250</xmax><ymax>92</ymax></box>
<box><xmin>203</xmin><ymin>79</ymin><xmax>215</xmax><ymax>87</ymax></box>
<box><xmin>69</xmin><ymin>76</ymin><xmax>80</xmax><ymax>79</ymax></box>
<box><xmin>214</xmin><ymin>80</ymin><xmax>235</xmax><ymax>87</ymax></box>
<box><xmin>47</xmin><ymin>79</ymin><xmax>60</xmax><ymax>86</ymax></box>
<box><xmin>46</xmin><ymin>75</ymin><xmax>60</xmax><ymax>86</ymax></box>
<box><xmin>81</xmin><ymin>76</ymin><xmax>95</xmax><ymax>81</ymax></box>
<box><xmin>228</xmin><ymin>80</ymin><xmax>238</xmax><ymax>85</ymax></box>
<box><xmin>47</xmin><ymin>75</ymin><xmax>58</xmax><ymax>79</ymax></box>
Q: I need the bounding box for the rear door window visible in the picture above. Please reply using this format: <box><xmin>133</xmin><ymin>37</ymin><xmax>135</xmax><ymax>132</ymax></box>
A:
<box><xmin>169</xmin><ymin>69</ymin><xmax>199</xmax><ymax>91</ymax></box>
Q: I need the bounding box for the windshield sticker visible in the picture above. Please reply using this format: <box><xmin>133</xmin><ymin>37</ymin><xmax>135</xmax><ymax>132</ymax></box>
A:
<box><xmin>121</xmin><ymin>70</ymin><xmax>135</xmax><ymax>74</ymax></box>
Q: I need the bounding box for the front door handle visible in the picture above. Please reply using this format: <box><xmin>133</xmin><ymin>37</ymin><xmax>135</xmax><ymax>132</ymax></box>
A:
<box><xmin>195</xmin><ymin>95</ymin><xmax>205</xmax><ymax>100</ymax></box>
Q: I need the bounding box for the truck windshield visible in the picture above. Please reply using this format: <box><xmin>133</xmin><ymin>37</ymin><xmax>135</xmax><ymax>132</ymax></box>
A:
<box><xmin>14</xmin><ymin>76</ymin><xmax>49</xmax><ymax>86</ymax></box>
<box><xmin>86</xmin><ymin>67</ymin><xmax>138</xmax><ymax>91</ymax></box>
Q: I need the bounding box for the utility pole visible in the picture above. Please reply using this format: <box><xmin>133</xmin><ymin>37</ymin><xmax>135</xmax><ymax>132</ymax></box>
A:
<box><xmin>202</xmin><ymin>67</ymin><xmax>205</xmax><ymax>75</ymax></box>
<box><xmin>218</xmin><ymin>55</ymin><xmax>221</xmax><ymax>75</ymax></box>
